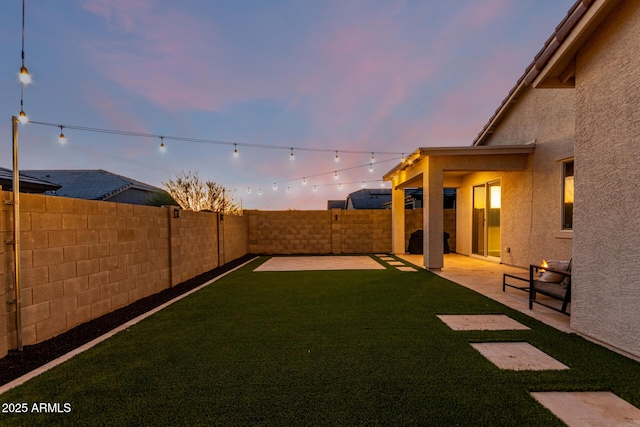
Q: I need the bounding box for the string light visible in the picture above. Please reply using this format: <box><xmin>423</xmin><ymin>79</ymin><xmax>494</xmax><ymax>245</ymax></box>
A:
<box><xmin>19</xmin><ymin>66</ymin><xmax>31</xmax><ymax>85</ymax></box>
<box><xmin>27</xmin><ymin>121</ymin><xmax>412</xmax><ymax>196</ymax></box>
<box><xmin>371</xmin><ymin>152</ymin><xmax>375</xmax><ymax>163</ymax></box>
<box><xmin>313</xmin><ymin>185</ymin><xmax>317</xmax><ymax>191</ymax></box>
<box><xmin>258</xmin><ymin>189</ymin><xmax>262</xmax><ymax>196</ymax></box>
<box><xmin>18</xmin><ymin>109</ymin><xmax>28</xmax><ymax>124</ymax></box>
<box><xmin>247</xmin><ymin>187</ymin><xmax>251</xmax><ymax>193</ymax></box>
<box><xmin>28</xmin><ymin>120</ymin><xmax>410</xmax><ymax>160</ymax></box>
<box><xmin>290</xmin><ymin>148</ymin><xmax>295</xmax><ymax>161</ymax></box>
<box><xmin>287</xmin><ymin>186</ymin><xmax>291</xmax><ymax>193</ymax></box>
<box><xmin>58</xmin><ymin>125</ymin><xmax>66</xmax><ymax>144</ymax></box>
<box><xmin>338</xmin><ymin>183</ymin><xmax>343</xmax><ymax>190</ymax></box>
<box><xmin>233</xmin><ymin>143</ymin><xmax>239</xmax><ymax>158</ymax></box>
<box><xmin>18</xmin><ymin>0</ymin><xmax>30</xmax><ymax>122</ymax></box>
<box><xmin>361</xmin><ymin>181</ymin><xmax>366</xmax><ymax>188</ymax></box>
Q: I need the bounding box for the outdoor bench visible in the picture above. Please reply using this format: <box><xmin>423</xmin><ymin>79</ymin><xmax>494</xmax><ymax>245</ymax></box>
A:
<box><xmin>502</xmin><ymin>263</ymin><xmax>571</xmax><ymax>316</ymax></box>
<box><xmin>528</xmin><ymin>264</ymin><xmax>571</xmax><ymax>315</ymax></box>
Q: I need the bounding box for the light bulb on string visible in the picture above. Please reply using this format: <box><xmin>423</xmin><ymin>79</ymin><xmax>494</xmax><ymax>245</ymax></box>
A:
<box><xmin>58</xmin><ymin>126</ymin><xmax>66</xmax><ymax>144</ymax></box>
<box><xmin>287</xmin><ymin>186</ymin><xmax>291</xmax><ymax>193</ymax></box>
<box><xmin>361</xmin><ymin>181</ymin><xmax>366</xmax><ymax>188</ymax></box>
<box><xmin>369</xmin><ymin>163</ymin><xmax>374</xmax><ymax>173</ymax></box>
<box><xmin>159</xmin><ymin>136</ymin><xmax>166</xmax><ymax>153</ymax></box>
<box><xmin>401</xmin><ymin>153</ymin><xmax>406</xmax><ymax>163</ymax></box>
<box><xmin>338</xmin><ymin>183</ymin><xmax>343</xmax><ymax>190</ymax></box>
<box><xmin>302</xmin><ymin>177</ymin><xmax>307</xmax><ymax>185</ymax></box>
<box><xmin>371</xmin><ymin>152</ymin><xmax>375</xmax><ymax>163</ymax></box>
<box><xmin>380</xmin><ymin>181</ymin><xmax>385</xmax><ymax>187</ymax></box>
<box><xmin>334</xmin><ymin>171</ymin><xmax>338</xmax><ymax>179</ymax></box>
<box><xmin>334</xmin><ymin>151</ymin><xmax>340</xmax><ymax>163</ymax></box>
<box><xmin>247</xmin><ymin>187</ymin><xmax>251</xmax><ymax>194</ymax></box>
<box><xmin>18</xmin><ymin>109</ymin><xmax>28</xmax><ymax>124</ymax></box>
<box><xmin>313</xmin><ymin>185</ymin><xmax>317</xmax><ymax>192</ymax></box>
<box><xmin>19</xmin><ymin>65</ymin><xmax>31</xmax><ymax>85</ymax></box>
<box><xmin>290</xmin><ymin>148</ymin><xmax>295</xmax><ymax>161</ymax></box>
<box><xmin>258</xmin><ymin>189</ymin><xmax>263</xmax><ymax>196</ymax></box>
<box><xmin>273</xmin><ymin>183</ymin><xmax>277</xmax><ymax>190</ymax></box>
<box><xmin>233</xmin><ymin>143</ymin><xmax>239</xmax><ymax>158</ymax></box>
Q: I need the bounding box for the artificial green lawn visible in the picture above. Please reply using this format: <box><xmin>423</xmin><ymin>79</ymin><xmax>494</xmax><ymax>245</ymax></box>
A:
<box><xmin>2</xmin><ymin>255</ymin><xmax>640</xmax><ymax>426</ymax></box>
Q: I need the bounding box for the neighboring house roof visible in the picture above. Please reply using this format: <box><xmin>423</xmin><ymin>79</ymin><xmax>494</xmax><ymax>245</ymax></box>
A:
<box><xmin>0</xmin><ymin>166</ymin><xmax>61</xmax><ymax>193</ymax></box>
<box><xmin>346</xmin><ymin>189</ymin><xmax>392</xmax><ymax>209</ymax></box>
<box><xmin>22</xmin><ymin>169</ymin><xmax>161</xmax><ymax>201</ymax></box>
<box><xmin>327</xmin><ymin>200</ymin><xmax>346</xmax><ymax>210</ymax></box>
<box><xmin>473</xmin><ymin>0</ymin><xmax>612</xmax><ymax>146</ymax></box>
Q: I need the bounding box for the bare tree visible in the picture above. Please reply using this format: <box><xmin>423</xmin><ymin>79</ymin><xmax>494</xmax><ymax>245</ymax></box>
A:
<box><xmin>162</xmin><ymin>171</ymin><xmax>240</xmax><ymax>214</ymax></box>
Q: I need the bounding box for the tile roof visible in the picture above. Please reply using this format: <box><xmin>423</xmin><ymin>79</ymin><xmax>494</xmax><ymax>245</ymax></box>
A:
<box><xmin>0</xmin><ymin>166</ymin><xmax>61</xmax><ymax>193</ymax></box>
<box><xmin>346</xmin><ymin>188</ymin><xmax>392</xmax><ymax>209</ymax></box>
<box><xmin>22</xmin><ymin>169</ymin><xmax>161</xmax><ymax>200</ymax></box>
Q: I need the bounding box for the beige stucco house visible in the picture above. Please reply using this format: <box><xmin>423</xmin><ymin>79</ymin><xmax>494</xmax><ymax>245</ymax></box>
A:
<box><xmin>384</xmin><ymin>0</ymin><xmax>639</xmax><ymax>358</ymax></box>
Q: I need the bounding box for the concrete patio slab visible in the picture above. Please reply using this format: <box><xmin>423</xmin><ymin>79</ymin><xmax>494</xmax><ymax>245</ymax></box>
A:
<box><xmin>437</xmin><ymin>314</ymin><xmax>530</xmax><ymax>331</ymax></box>
<box><xmin>254</xmin><ymin>256</ymin><xmax>385</xmax><ymax>271</ymax></box>
<box><xmin>397</xmin><ymin>266</ymin><xmax>417</xmax><ymax>272</ymax></box>
<box><xmin>388</xmin><ymin>261</ymin><xmax>405</xmax><ymax>266</ymax></box>
<box><xmin>471</xmin><ymin>342</ymin><xmax>569</xmax><ymax>370</ymax></box>
<box><xmin>531</xmin><ymin>391</ymin><xmax>640</xmax><ymax>426</ymax></box>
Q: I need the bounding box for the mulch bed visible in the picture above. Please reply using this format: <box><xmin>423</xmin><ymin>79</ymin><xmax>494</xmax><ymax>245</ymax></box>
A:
<box><xmin>0</xmin><ymin>254</ymin><xmax>255</xmax><ymax>387</ymax></box>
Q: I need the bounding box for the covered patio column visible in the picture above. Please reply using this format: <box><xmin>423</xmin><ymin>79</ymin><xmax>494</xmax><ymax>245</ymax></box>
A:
<box><xmin>423</xmin><ymin>158</ymin><xmax>444</xmax><ymax>270</ymax></box>
<box><xmin>391</xmin><ymin>176</ymin><xmax>405</xmax><ymax>254</ymax></box>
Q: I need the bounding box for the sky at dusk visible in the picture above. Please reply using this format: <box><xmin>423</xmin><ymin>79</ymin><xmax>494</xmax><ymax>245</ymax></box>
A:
<box><xmin>1</xmin><ymin>0</ymin><xmax>575</xmax><ymax>210</ymax></box>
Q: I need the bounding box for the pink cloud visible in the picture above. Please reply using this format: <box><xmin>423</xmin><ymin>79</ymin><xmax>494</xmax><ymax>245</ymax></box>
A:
<box><xmin>81</xmin><ymin>2</ymin><xmax>230</xmax><ymax>111</ymax></box>
<box><xmin>78</xmin><ymin>0</ymin><xmax>519</xmax><ymax>156</ymax></box>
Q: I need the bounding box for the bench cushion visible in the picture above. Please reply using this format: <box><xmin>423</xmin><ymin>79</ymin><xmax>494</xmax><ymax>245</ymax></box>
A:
<box><xmin>533</xmin><ymin>280</ymin><xmax>567</xmax><ymax>299</ymax></box>
<box><xmin>539</xmin><ymin>260</ymin><xmax>571</xmax><ymax>283</ymax></box>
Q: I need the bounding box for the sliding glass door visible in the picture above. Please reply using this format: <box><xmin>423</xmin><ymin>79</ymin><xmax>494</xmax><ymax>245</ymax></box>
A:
<box><xmin>472</xmin><ymin>181</ymin><xmax>501</xmax><ymax>259</ymax></box>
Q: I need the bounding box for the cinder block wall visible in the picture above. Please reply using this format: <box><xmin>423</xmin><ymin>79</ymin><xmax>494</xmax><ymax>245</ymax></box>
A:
<box><xmin>341</xmin><ymin>210</ymin><xmax>392</xmax><ymax>253</ymax></box>
<box><xmin>0</xmin><ymin>191</ymin><xmax>249</xmax><ymax>358</ymax></box>
<box><xmin>246</xmin><ymin>210</ymin><xmax>332</xmax><ymax>254</ymax></box>
<box><xmin>223</xmin><ymin>214</ymin><xmax>248</xmax><ymax>264</ymax></box>
<box><xmin>170</xmin><ymin>208</ymin><xmax>218</xmax><ymax>286</ymax></box>
<box><xmin>247</xmin><ymin>209</ymin><xmax>429</xmax><ymax>255</ymax></box>
<box><xmin>1</xmin><ymin>191</ymin><xmax>10</xmax><ymax>358</ymax></box>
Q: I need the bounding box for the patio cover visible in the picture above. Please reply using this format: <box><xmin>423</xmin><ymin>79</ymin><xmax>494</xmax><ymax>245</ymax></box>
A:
<box><xmin>383</xmin><ymin>145</ymin><xmax>535</xmax><ymax>270</ymax></box>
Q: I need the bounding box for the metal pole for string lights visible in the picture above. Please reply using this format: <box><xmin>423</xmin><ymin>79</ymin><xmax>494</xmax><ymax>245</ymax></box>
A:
<box><xmin>11</xmin><ymin>116</ymin><xmax>23</xmax><ymax>351</ymax></box>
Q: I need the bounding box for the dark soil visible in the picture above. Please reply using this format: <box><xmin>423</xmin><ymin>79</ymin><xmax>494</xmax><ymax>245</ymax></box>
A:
<box><xmin>0</xmin><ymin>254</ymin><xmax>255</xmax><ymax>387</ymax></box>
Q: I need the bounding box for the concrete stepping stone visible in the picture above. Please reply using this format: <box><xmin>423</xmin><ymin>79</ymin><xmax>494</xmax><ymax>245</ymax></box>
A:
<box><xmin>471</xmin><ymin>342</ymin><xmax>569</xmax><ymax>370</ymax></box>
<box><xmin>397</xmin><ymin>266</ymin><xmax>417</xmax><ymax>272</ymax></box>
<box><xmin>437</xmin><ymin>314</ymin><xmax>530</xmax><ymax>331</ymax></box>
<box><xmin>531</xmin><ymin>391</ymin><xmax>640</xmax><ymax>426</ymax></box>
<box><xmin>388</xmin><ymin>261</ymin><xmax>405</xmax><ymax>266</ymax></box>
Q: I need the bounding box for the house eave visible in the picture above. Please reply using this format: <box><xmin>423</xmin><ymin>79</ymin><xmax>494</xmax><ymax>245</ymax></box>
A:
<box><xmin>532</xmin><ymin>0</ymin><xmax>620</xmax><ymax>88</ymax></box>
<box><xmin>383</xmin><ymin>145</ymin><xmax>535</xmax><ymax>181</ymax></box>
